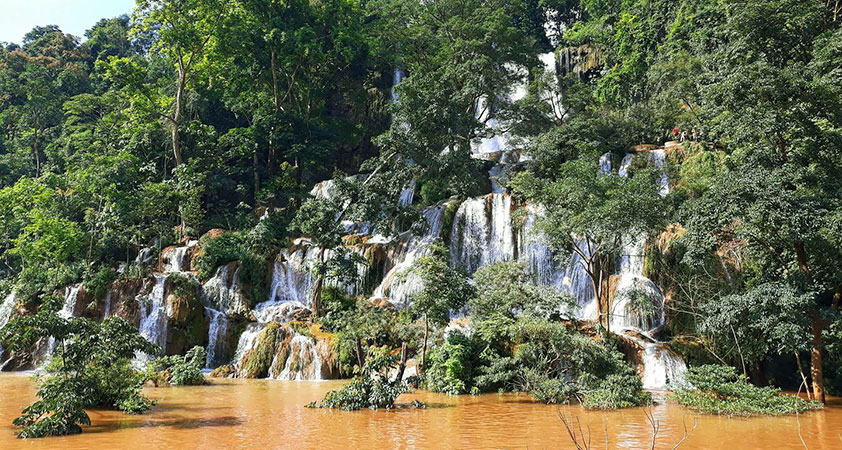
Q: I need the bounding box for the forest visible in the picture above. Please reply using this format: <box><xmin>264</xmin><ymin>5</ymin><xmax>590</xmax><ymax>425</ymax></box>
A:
<box><xmin>1</xmin><ymin>0</ymin><xmax>842</xmax><ymax>442</ymax></box>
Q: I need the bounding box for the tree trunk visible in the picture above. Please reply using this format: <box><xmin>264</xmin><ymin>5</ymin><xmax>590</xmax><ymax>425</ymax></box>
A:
<box><xmin>795</xmin><ymin>351</ymin><xmax>813</xmax><ymax>400</ymax></box>
<box><xmin>32</xmin><ymin>137</ymin><xmax>41</xmax><ymax>177</ymax></box>
<box><xmin>395</xmin><ymin>342</ymin><xmax>408</xmax><ymax>382</ymax></box>
<box><xmin>355</xmin><ymin>339</ymin><xmax>365</xmax><ymax>371</ymax></box>
<box><xmin>253</xmin><ymin>144</ymin><xmax>260</xmax><ymax>204</ymax></box>
<box><xmin>589</xmin><ymin>257</ymin><xmax>610</xmax><ymax>333</ymax></box>
<box><xmin>309</xmin><ymin>248</ymin><xmax>326</xmax><ymax>318</ymax></box>
<box><xmin>794</xmin><ymin>240</ymin><xmax>825</xmax><ymax>403</ymax></box>
<box><xmin>172</xmin><ymin>71</ymin><xmax>186</xmax><ymax>166</ymax></box>
<box><xmin>421</xmin><ymin>315</ymin><xmax>429</xmax><ymax>375</ymax></box>
<box><xmin>267</xmin><ymin>49</ymin><xmax>280</xmax><ymax>176</ymax></box>
<box><xmin>310</xmin><ymin>276</ymin><xmax>324</xmax><ymax>319</ymax></box>
<box><xmin>811</xmin><ymin>317</ymin><xmax>826</xmax><ymax>403</ymax></box>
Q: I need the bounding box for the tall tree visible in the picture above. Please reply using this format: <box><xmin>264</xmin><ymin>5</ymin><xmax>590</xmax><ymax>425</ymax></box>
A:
<box><xmin>514</xmin><ymin>155</ymin><xmax>666</xmax><ymax>332</ymax></box>
<box><xmin>132</xmin><ymin>0</ymin><xmax>229</xmax><ymax>166</ymax></box>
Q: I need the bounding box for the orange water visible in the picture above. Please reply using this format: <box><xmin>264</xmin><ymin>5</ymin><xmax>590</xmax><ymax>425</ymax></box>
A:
<box><xmin>1</xmin><ymin>373</ymin><xmax>840</xmax><ymax>449</ymax></box>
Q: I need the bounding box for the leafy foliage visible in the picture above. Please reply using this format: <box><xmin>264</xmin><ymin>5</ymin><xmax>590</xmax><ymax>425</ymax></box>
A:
<box><xmin>147</xmin><ymin>346</ymin><xmax>207</xmax><ymax>386</ymax></box>
<box><xmin>671</xmin><ymin>365</ymin><xmax>823</xmax><ymax>416</ymax></box>
<box><xmin>308</xmin><ymin>346</ymin><xmax>407</xmax><ymax>411</ymax></box>
<box><xmin>0</xmin><ymin>298</ymin><xmax>158</xmax><ymax>437</ymax></box>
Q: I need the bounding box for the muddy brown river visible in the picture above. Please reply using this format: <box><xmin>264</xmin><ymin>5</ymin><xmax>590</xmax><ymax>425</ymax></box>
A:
<box><xmin>1</xmin><ymin>373</ymin><xmax>840</xmax><ymax>449</ymax></box>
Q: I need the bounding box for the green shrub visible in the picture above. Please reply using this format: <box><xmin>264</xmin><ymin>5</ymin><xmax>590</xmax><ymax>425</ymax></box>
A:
<box><xmin>420</xmin><ymin>178</ymin><xmax>448</xmax><ymax>205</ymax></box>
<box><xmin>671</xmin><ymin>365</ymin><xmax>823</xmax><ymax>416</ymax></box>
<box><xmin>308</xmin><ymin>346</ymin><xmax>407</xmax><ymax>411</ymax></box>
<box><xmin>196</xmin><ymin>233</ymin><xmax>243</xmax><ymax>279</ymax></box>
<box><xmin>582</xmin><ymin>374</ymin><xmax>652</xmax><ymax>409</ymax></box>
<box><xmin>471</xmin><ymin>318</ymin><xmax>648</xmax><ymax>408</ymax></box>
<box><xmin>195</xmin><ymin>232</ymin><xmax>268</xmax><ymax>307</ymax></box>
<box><xmin>82</xmin><ymin>265</ymin><xmax>116</xmax><ymax>300</ymax></box>
<box><xmin>147</xmin><ymin>346</ymin><xmax>207</xmax><ymax>386</ymax></box>
<box><xmin>1</xmin><ymin>306</ymin><xmax>159</xmax><ymax>438</ymax></box>
<box><xmin>426</xmin><ymin>332</ymin><xmax>484</xmax><ymax>395</ymax></box>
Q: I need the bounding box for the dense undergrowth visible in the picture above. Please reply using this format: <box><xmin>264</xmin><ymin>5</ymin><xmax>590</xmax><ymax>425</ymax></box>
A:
<box><xmin>671</xmin><ymin>365</ymin><xmax>823</xmax><ymax>417</ymax></box>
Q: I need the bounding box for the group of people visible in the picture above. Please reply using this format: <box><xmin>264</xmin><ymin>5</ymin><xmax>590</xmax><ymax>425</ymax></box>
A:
<box><xmin>671</xmin><ymin>126</ymin><xmax>704</xmax><ymax>142</ymax></box>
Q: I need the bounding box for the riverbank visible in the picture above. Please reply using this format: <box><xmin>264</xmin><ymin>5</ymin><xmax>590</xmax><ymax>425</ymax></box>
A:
<box><xmin>1</xmin><ymin>374</ymin><xmax>840</xmax><ymax>449</ymax></box>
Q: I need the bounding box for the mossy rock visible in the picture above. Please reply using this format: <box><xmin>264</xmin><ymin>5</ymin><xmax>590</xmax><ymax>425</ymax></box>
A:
<box><xmin>210</xmin><ymin>365</ymin><xmax>236</xmax><ymax>378</ymax></box>
<box><xmin>166</xmin><ymin>276</ymin><xmax>207</xmax><ymax>355</ymax></box>
<box><xmin>240</xmin><ymin>322</ymin><xmax>291</xmax><ymax>378</ymax></box>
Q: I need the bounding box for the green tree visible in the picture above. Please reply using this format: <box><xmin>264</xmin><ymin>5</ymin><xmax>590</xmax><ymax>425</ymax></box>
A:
<box><xmin>409</xmin><ymin>242</ymin><xmax>475</xmax><ymax>373</ymax></box>
<box><xmin>514</xmin><ymin>156</ymin><xmax>666</xmax><ymax>331</ymax></box>
<box><xmin>0</xmin><ymin>296</ymin><xmax>159</xmax><ymax>438</ymax></box>
<box><xmin>130</xmin><ymin>0</ymin><xmax>229</xmax><ymax>166</ymax></box>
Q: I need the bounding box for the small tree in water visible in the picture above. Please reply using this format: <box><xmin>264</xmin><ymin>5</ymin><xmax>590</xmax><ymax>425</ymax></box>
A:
<box><xmin>308</xmin><ymin>346</ymin><xmax>409</xmax><ymax>411</ymax></box>
<box><xmin>0</xmin><ymin>295</ymin><xmax>159</xmax><ymax>438</ymax></box>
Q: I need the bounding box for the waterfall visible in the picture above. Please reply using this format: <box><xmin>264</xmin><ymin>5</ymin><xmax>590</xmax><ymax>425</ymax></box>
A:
<box><xmin>253</xmin><ymin>300</ymin><xmax>308</xmax><ymax>323</ymax></box>
<box><xmin>103</xmin><ymin>291</ymin><xmax>113</xmax><ymax>318</ymax></box>
<box><xmin>610</xmin><ymin>150</ymin><xmax>688</xmax><ymax>390</ymax></box>
<box><xmin>399</xmin><ymin>178</ymin><xmax>416</xmax><ymax>207</ymax></box>
<box><xmin>60</xmin><ymin>285</ymin><xmax>81</xmax><ymax>319</ymax></box>
<box><xmin>489</xmin><ymin>164</ymin><xmax>508</xmax><ymax>193</ymax></box>
<box><xmin>138</xmin><ymin>276</ymin><xmax>168</xmax><ymax>358</ymax></box>
<box><xmin>262</xmin><ymin>248</ymin><xmax>317</xmax><ymax>314</ymax></box>
<box><xmin>641</xmin><ymin>342</ymin><xmax>688</xmax><ymax>390</ymax></box>
<box><xmin>233</xmin><ymin>323</ymin><xmax>266</xmax><ymax>372</ymax></box>
<box><xmin>372</xmin><ymin>204</ymin><xmax>446</xmax><ymax>306</ymax></box>
<box><xmin>0</xmin><ymin>292</ymin><xmax>16</xmax><ymax>366</ymax></box>
<box><xmin>204</xmin><ymin>307</ymin><xmax>228</xmax><ymax>368</ymax></box>
<box><xmin>202</xmin><ymin>264</ymin><xmax>247</xmax><ymax>316</ymax></box>
<box><xmin>163</xmin><ymin>240</ymin><xmax>198</xmax><ymax>273</ymax></box>
<box><xmin>391</xmin><ymin>68</ymin><xmax>405</xmax><ymax>101</ymax></box>
<box><xmin>40</xmin><ymin>285</ymin><xmax>84</xmax><ymax>360</ymax></box>
<box><xmin>273</xmin><ymin>335</ymin><xmax>323</xmax><ymax>381</ymax></box>
<box><xmin>449</xmin><ymin>194</ymin><xmax>517</xmax><ymax>274</ymax></box>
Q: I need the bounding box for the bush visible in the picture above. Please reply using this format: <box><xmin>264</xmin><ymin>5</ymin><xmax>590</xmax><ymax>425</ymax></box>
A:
<box><xmin>308</xmin><ymin>347</ymin><xmax>407</xmax><ymax>411</ymax></box>
<box><xmin>195</xmin><ymin>232</ymin><xmax>268</xmax><ymax>307</ymax></box>
<box><xmin>147</xmin><ymin>346</ymin><xmax>207</xmax><ymax>386</ymax></box>
<box><xmin>1</xmin><ymin>306</ymin><xmax>159</xmax><ymax>438</ymax></box>
<box><xmin>420</xmin><ymin>178</ymin><xmax>448</xmax><ymax>205</ymax></box>
<box><xmin>671</xmin><ymin>365</ymin><xmax>823</xmax><ymax>416</ymax></box>
<box><xmin>471</xmin><ymin>318</ymin><xmax>649</xmax><ymax>408</ymax></box>
<box><xmin>582</xmin><ymin>374</ymin><xmax>652</xmax><ymax>409</ymax></box>
<box><xmin>195</xmin><ymin>233</ymin><xmax>243</xmax><ymax>279</ymax></box>
<box><xmin>82</xmin><ymin>265</ymin><xmax>116</xmax><ymax>300</ymax></box>
<box><xmin>426</xmin><ymin>332</ymin><xmax>484</xmax><ymax>395</ymax></box>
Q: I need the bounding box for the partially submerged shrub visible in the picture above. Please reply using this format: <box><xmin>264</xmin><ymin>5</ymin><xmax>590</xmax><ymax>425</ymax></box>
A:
<box><xmin>1</xmin><ymin>306</ymin><xmax>158</xmax><ymax>438</ymax></box>
<box><xmin>426</xmin><ymin>331</ymin><xmax>484</xmax><ymax>395</ymax></box>
<box><xmin>308</xmin><ymin>347</ymin><xmax>407</xmax><ymax>411</ymax></box>
<box><xmin>582</xmin><ymin>374</ymin><xmax>652</xmax><ymax>409</ymax></box>
<box><xmin>147</xmin><ymin>346</ymin><xmax>207</xmax><ymax>386</ymax></box>
<box><xmin>671</xmin><ymin>365</ymin><xmax>823</xmax><ymax>416</ymax></box>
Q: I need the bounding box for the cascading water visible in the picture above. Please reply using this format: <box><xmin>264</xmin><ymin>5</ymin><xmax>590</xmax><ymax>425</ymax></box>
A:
<box><xmin>137</xmin><ymin>276</ymin><xmax>168</xmax><ymax>361</ymax></box>
<box><xmin>372</xmin><ymin>204</ymin><xmax>446</xmax><ymax>307</ymax></box>
<box><xmin>163</xmin><ymin>240</ymin><xmax>198</xmax><ymax>273</ymax></box>
<box><xmin>202</xmin><ymin>264</ymin><xmax>247</xmax><ymax>316</ymax></box>
<box><xmin>103</xmin><ymin>291</ymin><xmax>113</xmax><ymax>318</ymax></box>
<box><xmin>273</xmin><ymin>335</ymin><xmax>323</xmax><ymax>381</ymax></box>
<box><xmin>233</xmin><ymin>323</ymin><xmax>266</xmax><ymax>373</ymax></box>
<box><xmin>205</xmin><ymin>307</ymin><xmax>228</xmax><ymax>368</ymax></box>
<box><xmin>449</xmin><ymin>194</ymin><xmax>517</xmax><ymax>274</ymax></box>
<box><xmin>0</xmin><ymin>292</ymin><xmax>16</xmax><ymax>368</ymax></box>
<box><xmin>60</xmin><ymin>285</ymin><xmax>81</xmax><ymax>319</ymax></box>
<box><xmin>399</xmin><ymin>178</ymin><xmax>416</xmax><ymax>207</ymax></box>
<box><xmin>610</xmin><ymin>151</ymin><xmax>688</xmax><ymax>389</ymax></box>
<box><xmin>259</xmin><ymin>247</ymin><xmax>317</xmax><ymax>316</ymax></box>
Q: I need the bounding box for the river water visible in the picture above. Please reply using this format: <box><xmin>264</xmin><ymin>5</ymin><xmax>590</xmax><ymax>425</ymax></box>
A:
<box><xmin>1</xmin><ymin>374</ymin><xmax>840</xmax><ymax>449</ymax></box>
